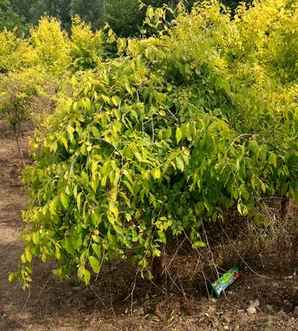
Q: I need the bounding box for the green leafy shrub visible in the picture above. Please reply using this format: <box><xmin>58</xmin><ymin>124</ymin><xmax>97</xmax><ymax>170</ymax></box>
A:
<box><xmin>0</xmin><ymin>29</ymin><xmax>36</xmax><ymax>73</ymax></box>
<box><xmin>12</xmin><ymin>0</ymin><xmax>297</xmax><ymax>288</ymax></box>
<box><xmin>70</xmin><ymin>17</ymin><xmax>104</xmax><ymax>70</ymax></box>
<box><xmin>0</xmin><ymin>67</ymin><xmax>57</xmax><ymax>130</ymax></box>
<box><xmin>30</xmin><ymin>17</ymin><xmax>71</xmax><ymax>75</ymax></box>
<box><xmin>0</xmin><ymin>18</ymin><xmax>70</xmax><ymax>129</ymax></box>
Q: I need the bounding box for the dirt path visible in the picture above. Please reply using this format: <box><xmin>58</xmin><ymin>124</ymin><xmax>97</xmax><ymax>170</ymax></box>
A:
<box><xmin>0</xmin><ymin>120</ymin><xmax>297</xmax><ymax>330</ymax></box>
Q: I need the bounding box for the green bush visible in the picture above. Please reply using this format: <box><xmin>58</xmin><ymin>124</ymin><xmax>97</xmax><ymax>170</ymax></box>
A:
<box><xmin>70</xmin><ymin>17</ymin><xmax>104</xmax><ymax>70</ymax></box>
<box><xmin>0</xmin><ymin>29</ymin><xmax>36</xmax><ymax>73</ymax></box>
<box><xmin>30</xmin><ymin>17</ymin><xmax>71</xmax><ymax>75</ymax></box>
<box><xmin>0</xmin><ymin>67</ymin><xmax>59</xmax><ymax>131</ymax></box>
<box><xmin>0</xmin><ymin>17</ymin><xmax>70</xmax><ymax>130</ymax></box>
<box><xmin>12</xmin><ymin>0</ymin><xmax>297</xmax><ymax>287</ymax></box>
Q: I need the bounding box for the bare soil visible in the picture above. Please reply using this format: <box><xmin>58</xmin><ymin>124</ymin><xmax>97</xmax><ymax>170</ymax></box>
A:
<box><xmin>0</xmin><ymin>120</ymin><xmax>297</xmax><ymax>331</ymax></box>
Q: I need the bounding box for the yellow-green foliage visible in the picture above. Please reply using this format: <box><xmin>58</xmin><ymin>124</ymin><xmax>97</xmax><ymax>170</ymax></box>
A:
<box><xmin>0</xmin><ymin>18</ymin><xmax>71</xmax><ymax>127</ymax></box>
<box><xmin>30</xmin><ymin>17</ymin><xmax>71</xmax><ymax>75</ymax></box>
<box><xmin>263</xmin><ymin>2</ymin><xmax>298</xmax><ymax>83</ymax></box>
<box><xmin>10</xmin><ymin>0</ymin><xmax>297</xmax><ymax>288</ymax></box>
<box><xmin>70</xmin><ymin>17</ymin><xmax>104</xmax><ymax>70</ymax></box>
<box><xmin>0</xmin><ymin>30</ymin><xmax>37</xmax><ymax>72</ymax></box>
<box><xmin>0</xmin><ymin>67</ymin><xmax>57</xmax><ymax>128</ymax></box>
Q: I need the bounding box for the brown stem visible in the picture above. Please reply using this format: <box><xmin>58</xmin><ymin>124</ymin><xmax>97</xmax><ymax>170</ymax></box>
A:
<box><xmin>14</xmin><ymin>126</ymin><xmax>25</xmax><ymax>167</ymax></box>
<box><xmin>280</xmin><ymin>196</ymin><xmax>289</xmax><ymax>220</ymax></box>
<box><xmin>152</xmin><ymin>254</ymin><xmax>165</xmax><ymax>285</ymax></box>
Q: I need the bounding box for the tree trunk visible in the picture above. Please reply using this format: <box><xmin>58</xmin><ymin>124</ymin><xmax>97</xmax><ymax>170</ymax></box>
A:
<box><xmin>280</xmin><ymin>196</ymin><xmax>290</xmax><ymax>220</ymax></box>
<box><xmin>152</xmin><ymin>255</ymin><xmax>165</xmax><ymax>285</ymax></box>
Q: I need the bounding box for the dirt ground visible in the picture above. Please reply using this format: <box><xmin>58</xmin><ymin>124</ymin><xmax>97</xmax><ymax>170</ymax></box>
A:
<box><xmin>0</xmin><ymin>119</ymin><xmax>297</xmax><ymax>331</ymax></box>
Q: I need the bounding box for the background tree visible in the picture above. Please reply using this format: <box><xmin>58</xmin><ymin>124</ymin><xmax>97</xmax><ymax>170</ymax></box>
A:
<box><xmin>70</xmin><ymin>0</ymin><xmax>103</xmax><ymax>29</ymax></box>
<box><xmin>103</xmin><ymin>0</ymin><xmax>140</xmax><ymax>36</ymax></box>
<box><xmin>0</xmin><ymin>0</ymin><xmax>24</xmax><ymax>31</ymax></box>
<box><xmin>36</xmin><ymin>0</ymin><xmax>72</xmax><ymax>30</ymax></box>
<box><xmin>0</xmin><ymin>0</ymin><xmax>250</xmax><ymax>35</ymax></box>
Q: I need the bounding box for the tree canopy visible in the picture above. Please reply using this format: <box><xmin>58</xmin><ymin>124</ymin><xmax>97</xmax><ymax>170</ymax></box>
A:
<box><xmin>0</xmin><ymin>0</ymin><xmax>247</xmax><ymax>35</ymax></box>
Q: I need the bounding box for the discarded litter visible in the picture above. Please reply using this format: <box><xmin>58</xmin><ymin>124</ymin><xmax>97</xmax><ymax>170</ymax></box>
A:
<box><xmin>208</xmin><ymin>265</ymin><xmax>240</xmax><ymax>298</ymax></box>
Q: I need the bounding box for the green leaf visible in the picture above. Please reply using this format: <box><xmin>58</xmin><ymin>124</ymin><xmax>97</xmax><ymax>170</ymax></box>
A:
<box><xmin>176</xmin><ymin>127</ymin><xmax>182</xmax><ymax>144</ymax></box>
<box><xmin>67</xmin><ymin>126</ymin><xmax>75</xmax><ymax>143</ymax></box>
<box><xmin>25</xmin><ymin>247</ymin><xmax>32</xmax><ymax>263</ymax></box>
<box><xmin>91</xmin><ymin>212</ymin><xmax>101</xmax><ymax>226</ymax></box>
<box><xmin>8</xmin><ymin>272</ymin><xmax>16</xmax><ymax>283</ymax></box>
<box><xmin>192</xmin><ymin>241</ymin><xmax>206</xmax><ymax>249</ymax></box>
<box><xmin>60</xmin><ymin>192</ymin><xmax>69</xmax><ymax>209</ymax></box>
<box><xmin>32</xmin><ymin>232</ymin><xmax>40</xmax><ymax>245</ymax></box>
<box><xmin>110</xmin><ymin>205</ymin><xmax>119</xmax><ymax>219</ymax></box>
<box><xmin>55</xmin><ymin>247</ymin><xmax>61</xmax><ymax>260</ymax></box>
<box><xmin>21</xmin><ymin>254</ymin><xmax>26</xmax><ymax>264</ymax></box>
<box><xmin>269</xmin><ymin>153</ymin><xmax>277</xmax><ymax>168</ymax></box>
<box><xmin>92</xmin><ymin>234</ymin><xmax>100</xmax><ymax>243</ymax></box>
<box><xmin>152</xmin><ymin>167</ymin><xmax>161</xmax><ymax>179</ymax></box>
<box><xmin>91</xmin><ymin>126</ymin><xmax>100</xmax><ymax>137</ymax></box>
<box><xmin>82</xmin><ymin>98</ymin><xmax>91</xmax><ymax>111</ymax></box>
<box><xmin>147</xmin><ymin>6</ymin><xmax>154</xmax><ymax>20</ymax></box>
<box><xmin>61</xmin><ymin>136</ymin><xmax>68</xmax><ymax>150</ymax></box>
<box><xmin>72</xmin><ymin>234</ymin><xmax>82</xmax><ymax>250</ymax></box>
<box><xmin>49</xmin><ymin>199</ymin><xmax>57</xmax><ymax>216</ymax></box>
<box><xmin>64</xmin><ymin>237</ymin><xmax>74</xmax><ymax>255</ymax></box>
<box><xmin>259</xmin><ymin>178</ymin><xmax>266</xmax><ymax>193</ymax></box>
<box><xmin>135</xmin><ymin>152</ymin><xmax>143</xmax><ymax>162</ymax></box>
<box><xmin>176</xmin><ymin>156</ymin><xmax>184</xmax><ymax>171</ymax></box>
<box><xmin>157</xmin><ymin>230</ymin><xmax>166</xmax><ymax>243</ymax></box>
<box><xmin>112</xmin><ymin>96</ymin><xmax>121</xmax><ymax>106</ymax></box>
<box><xmin>123</xmin><ymin>180</ymin><xmax>134</xmax><ymax>194</ymax></box>
<box><xmin>88</xmin><ymin>256</ymin><xmax>100</xmax><ymax>273</ymax></box>
<box><xmin>76</xmin><ymin>192</ymin><xmax>82</xmax><ymax>211</ymax></box>
<box><xmin>92</xmin><ymin>244</ymin><xmax>101</xmax><ymax>258</ymax></box>
<box><xmin>78</xmin><ymin>266</ymin><xmax>91</xmax><ymax>285</ymax></box>
<box><xmin>237</xmin><ymin>201</ymin><xmax>248</xmax><ymax>216</ymax></box>
<box><xmin>91</xmin><ymin>179</ymin><xmax>98</xmax><ymax>193</ymax></box>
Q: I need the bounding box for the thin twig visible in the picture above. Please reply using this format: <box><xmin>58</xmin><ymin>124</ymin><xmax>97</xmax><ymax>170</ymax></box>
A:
<box><xmin>15</xmin><ymin>130</ymin><xmax>26</xmax><ymax>167</ymax></box>
<box><xmin>201</xmin><ymin>222</ymin><xmax>220</xmax><ymax>279</ymax></box>
<box><xmin>163</xmin><ymin>237</ymin><xmax>186</xmax><ymax>274</ymax></box>
<box><xmin>218</xmin><ymin>221</ymin><xmax>272</xmax><ymax>279</ymax></box>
